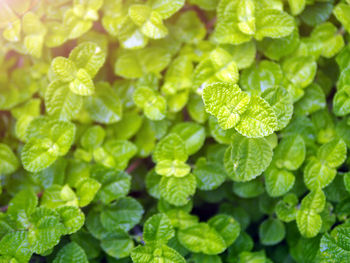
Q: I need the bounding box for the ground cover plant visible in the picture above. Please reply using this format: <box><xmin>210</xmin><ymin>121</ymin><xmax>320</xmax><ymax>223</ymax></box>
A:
<box><xmin>2</xmin><ymin>0</ymin><xmax>350</xmax><ymax>262</ymax></box>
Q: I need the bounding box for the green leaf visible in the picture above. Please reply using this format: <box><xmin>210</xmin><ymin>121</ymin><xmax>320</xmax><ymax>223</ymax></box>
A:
<box><xmin>69</xmin><ymin>68</ymin><xmax>95</xmax><ymax>96</ymax></box>
<box><xmin>333</xmin><ymin>86</ymin><xmax>350</xmax><ymax>116</ymax></box>
<box><xmin>0</xmin><ymin>232</ymin><xmax>32</xmax><ymax>263</ymax></box>
<box><xmin>170</xmin><ymin>122</ymin><xmax>205</xmax><ymax>155</ymax></box>
<box><xmin>53</xmin><ymin>242</ymin><xmax>88</xmax><ymax>263</ymax></box>
<box><xmin>264</xmin><ymin>166</ymin><xmax>295</xmax><ymax>197</ymax></box>
<box><xmin>21</xmin><ymin>138</ymin><xmax>60</xmax><ymax>173</ymax></box>
<box><xmin>258</xmin><ymin>29</ymin><xmax>299</xmax><ymax>61</ymax></box>
<box><xmin>255</xmin><ymin>9</ymin><xmax>295</xmax><ymax>40</ymax></box>
<box><xmin>320</xmin><ymin>226</ymin><xmax>350</xmax><ymax>261</ymax></box>
<box><xmin>294</xmin><ymin>84</ymin><xmax>326</xmax><ymax>116</ymax></box>
<box><xmin>240</xmin><ymin>60</ymin><xmax>283</xmax><ymax>95</ymax></box>
<box><xmin>208</xmin><ymin>214</ymin><xmax>240</xmax><ymax>247</ymax></box>
<box><xmin>28</xmin><ymin>207</ymin><xmax>65</xmax><ymax>254</ymax></box>
<box><xmin>76</xmin><ymin>178</ymin><xmax>101</xmax><ymax>207</ymax></box>
<box><xmin>288</xmin><ymin>0</ymin><xmax>306</xmax><ymax>15</ymax></box>
<box><xmin>0</xmin><ymin>143</ymin><xmax>19</xmax><ymax>175</ymax></box>
<box><xmin>100</xmin><ymin>197</ymin><xmax>143</xmax><ymax>232</ymax></box>
<box><xmin>153</xmin><ymin>133</ymin><xmax>188</xmax><ymax>163</ymax></box>
<box><xmin>333</xmin><ymin>3</ymin><xmax>350</xmax><ymax>33</ymax></box>
<box><xmin>85</xmin><ymin>82</ymin><xmax>123</xmax><ymax>124</ymax></box>
<box><xmin>224</xmin><ymin>133</ymin><xmax>273</xmax><ymax>182</ymax></box>
<box><xmin>193</xmin><ymin>158</ymin><xmax>226</xmax><ymax>191</ymax></box>
<box><xmin>133</xmin><ymin>87</ymin><xmax>167</xmax><ymax>121</ymax></box>
<box><xmin>91</xmin><ymin>165</ymin><xmax>131</xmax><ymax>204</ymax></box>
<box><xmin>131</xmin><ymin>244</ymin><xmax>186</xmax><ymax>263</ymax></box>
<box><xmin>261</xmin><ymin>86</ymin><xmax>293</xmax><ymax>130</ymax></box>
<box><xmin>304</xmin><ymin>158</ymin><xmax>337</xmax><ymax>190</ymax></box>
<box><xmin>202</xmin><ymin>82</ymin><xmax>250</xmax><ymax>130</ymax></box>
<box><xmin>51</xmin><ymin>57</ymin><xmax>76</xmax><ymax>82</ymax></box>
<box><xmin>143</xmin><ymin>213</ymin><xmax>175</xmax><ymax>244</ymax></box>
<box><xmin>7</xmin><ymin>188</ymin><xmax>37</xmax><ymax>218</ymax></box>
<box><xmin>233</xmin><ymin>178</ymin><xmax>265</xmax><ymax>198</ymax></box>
<box><xmin>301</xmin><ymin>188</ymin><xmax>326</xmax><ymax>213</ymax></box>
<box><xmin>149</xmin><ymin>0</ymin><xmax>185</xmax><ymax>19</ymax></box>
<box><xmin>69</xmin><ymin>42</ymin><xmax>106</xmax><ymax>78</ymax></box>
<box><xmin>282</xmin><ymin>56</ymin><xmax>317</xmax><ymax>89</ymax></box>
<box><xmin>259</xmin><ymin>218</ymin><xmax>285</xmax><ymax>246</ymax></box>
<box><xmin>100</xmin><ymin>230</ymin><xmax>134</xmax><ymax>259</ymax></box>
<box><xmin>178</xmin><ymin>223</ymin><xmax>226</xmax><ymax>255</ymax></box>
<box><xmin>160</xmin><ymin>173</ymin><xmax>196</xmax><ymax>206</ymax></box>
<box><xmin>317</xmin><ymin>138</ymin><xmax>347</xmax><ymax>168</ymax></box>
<box><xmin>45</xmin><ymin>80</ymin><xmax>83</xmax><ymax>121</ymax></box>
<box><xmin>275</xmin><ymin>193</ymin><xmax>298</xmax><ymax>222</ymax></box>
<box><xmin>56</xmin><ymin>206</ymin><xmax>85</xmax><ymax>234</ymax></box>
<box><xmin>235</xmin><ymin>95</ymin><xmax>278</xmax><ymax>138</ymax></box>
<box><xmin>94</xmin><ymin>139</ymin><xmax>137</xmax><ymax>170</ymax></box>
<box><xmin>296</xmin><ymin>209</ymin><xmax>322</xmax><ymax>238</ymax></box>
<box><xmin>274</xmin><ymin>134</ymin><xmax>306</xmax><ymax>171</ymax></box>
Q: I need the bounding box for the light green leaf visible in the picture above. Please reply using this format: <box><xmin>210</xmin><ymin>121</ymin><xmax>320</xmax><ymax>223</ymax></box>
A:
<box><xmin>282</xmin><ymin>56</ymin><xmax>317</xmax><ymax>89</ymax></box>
<box><xmin>160</xmin><ymin>173</ymin><xmax>196</xmax><ymax>206</ymax></box>
<box><xmin>53</xmin><ymin>242</ymin><xmax>88</xmax><ymax>263</ymax></box>
<box><xmin>178</xmin><ymin>223</ymin><xmax>226</xmax><ymax>255</ymax></box>
<box><xmin>68</xmin><ymin>68</ymin><xmax>95</xmax><ymax>96</ymax></box>
<box><xmin>296</xmin><ymin>209</ymin><xmax>322</xmax><ymax>238</ymax></box>
<box><xmin>170</xmin><ymin>122</ymin><xmax>205</xmax><ymax>156</ymax></box>
<box><xmin>45</xmin><ymin>80</ymin><xmax>83</xmax><ymax>121</ymax></box>
<box><xmin>56</xmin><ymin>206</ymin><xmax>85</xmax><ymax>234</ymax></box>
<box><xmin>259</xmin><ymin>218</ymin><xmax>285</xmax><ymax>246</ymax></box>
<box><xmin>255</xmin><ymin>9</ymin><xmax>295</xmax><ymax>40</ymax></box>
<box><xmin>333</xmin><ymin>86</ymin><xmax>350</xmax><ymax>116</ymax></box>
<box><xmin>317</xmin><ymin>138</ymin><xmax>347</xmax><ymax>168</ymax></box>
<box><xmin>76</xmin><ymin>178</ymin><xmax>101</xmax><ymax>207</ymax></box>
<box><xmin>0</xmin><ymin>143</ymin><xmax>19</xmax><ymax>175</ymax></box>
<box><xmin>149</xmin><ymin>0</ymin><xmax>185</xmax><ymax>19</ymax></box>
<box><xmin>300</xmin><ymin>188</ymin><xmax>326</xmax><ymax>213</ymax></box>
<box><xmin>153</xmin><ymin>133</ymin><xmax>188</xmax><ymax>163</ymax></box>
<box><xmin>143</xmin><ymin>213</ymin><xmax>175</xmax><ymax>244</ymax></box>
<box><xmin>304</xmin><ymin>158</ymin><xmax>337</xmax><ymax>190</ymax></box>
<box><xmin>131</xmin><ymin>244</ymin><xmax>186</xmax><ymax>263</ymax></box>
<box><xmin>21</xmin><ymin>138</ymin><xmax>59</xmax><ymax>173</ymax></box>
<box><xmin>0</xmin><ymin>232</ymin><xmax>32</xmax><ymax>263</ymax></box>
<box><xmin>288</xmin><ymin>0</ymin><xmax>306</xmax><ymax>15</ymax></box>
<box><xmin>224</xmin><ymin>133</ymin><xmax>273</xmax><ymax>182</ymax></box>
<box><xmin>235</xmin><ymin>95</ymin><xmax>278</xmax><ymax>138</ymax></box>
<box><xmin>51</xmin><ymin>57</ymin><xmax>76</xmax><ymax>82</ymax></box>
<box><xmin>155</xmin><ymin>159</ymin><xmax>191</xmax><ymax>178</ymax></box>
<box><xmin>320</xmin><ymin>226</ymin><xmax>350</xmax><ymax>261</ymax></box>
<box><xmin>69</xmin><ymin>42</ymin><xmax>106</xmax><ymax>78</ymax></box>
<box><xmin>333</xmin><ymin>3</ymin><xmax>350</xmax><ymax>33</ymax></box>
<box><xmin>28</xmin><ymin>207</ymin><xmax>65</xmax><ymax>254</ymax></box>
<box><xmin>261</xmin><ymin>86</ymin><xmax>293</xmax><ymax>130</ymax></box>
<box><xmin>202</xmin><ymin>82</ymin><xmax>250</xmax><ymax>130</ymax></box>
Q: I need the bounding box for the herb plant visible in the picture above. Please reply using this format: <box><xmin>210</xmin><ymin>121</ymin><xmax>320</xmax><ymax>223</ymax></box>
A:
<box><xmin>1</xmin><ymin>0</ymin><xmax>350</xmax><ymax>262</ymax></box>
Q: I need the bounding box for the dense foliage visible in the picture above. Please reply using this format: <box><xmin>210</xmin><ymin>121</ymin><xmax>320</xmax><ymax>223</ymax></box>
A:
<box><xmin>2</xmin><ymin>0</ymin><xmax>350</xmax><ymax>262</ymax></box>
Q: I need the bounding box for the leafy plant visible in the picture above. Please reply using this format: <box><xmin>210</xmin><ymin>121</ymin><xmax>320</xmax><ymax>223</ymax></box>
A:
<box><xmin>1</xmin><ymin>0</ymin><xmax>350</xmax><ymax>262</ymax></box>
